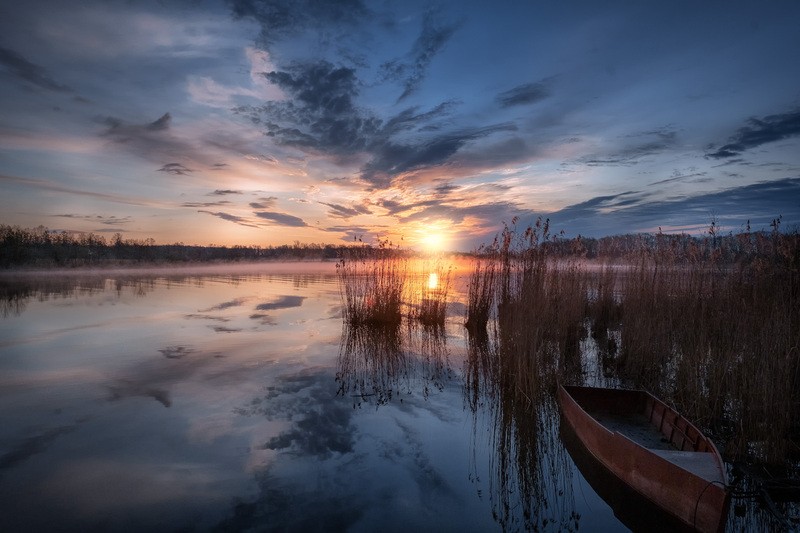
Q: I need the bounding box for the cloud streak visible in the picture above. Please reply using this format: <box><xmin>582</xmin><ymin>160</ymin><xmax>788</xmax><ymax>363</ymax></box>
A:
<box><xmin>0</xmin><ymin>46</ymin><xmax>72</xmax><ymax>92</ymax></box>
<box><xmin>254</xmin><ymin>211</ymin><xmax>308</xmax><ymax>227</ymax></box>
<box><xmin>496</xmin><ymin>80</ymin><xmax>551</xmax><ymax>108</ymax></box>
<box><xmin>381</xmin><ymin>9</ymin><xmax>460</xmax><ymax>101</ymax></box>
<box><xmin>197</xmin><ymin>210</ymin><xmax>260</xmax><ymax>228</ymax></box>
<box><xmin>706</xmin><ymin>108</ymin><xmax>800</xmax><ymax>159</ymax></box>
<box><xmin>0</xmin><ymin>173</ymin><xmax>172</xmax><ymax>208</ymax></box>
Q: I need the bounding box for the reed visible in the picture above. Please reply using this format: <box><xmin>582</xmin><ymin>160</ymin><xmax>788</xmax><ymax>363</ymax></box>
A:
<box><xmin>465</xmin><ymin>245</ymin><xmax>498</xmax><ymax>332</ymax></box>
<box><xmin>613</xmin><ymin>228</ymin><xmax>800</xmax><ymax>463</ymax></box>
<box><xmin>336</xmin><ymin>240</ymin><xmax>407</xmax><ymax>327</ymax></box>
<box><xmin>463</xmin><ymin>218</ymin><xmax>799</xmax><ymax>466</ymax></box>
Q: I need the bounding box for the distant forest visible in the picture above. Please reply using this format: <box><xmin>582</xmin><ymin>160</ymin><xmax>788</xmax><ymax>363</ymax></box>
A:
<box><xmin>0</xmin><ymin>222</ymin><xmax>796</xmax><ymax>269</ymax></box>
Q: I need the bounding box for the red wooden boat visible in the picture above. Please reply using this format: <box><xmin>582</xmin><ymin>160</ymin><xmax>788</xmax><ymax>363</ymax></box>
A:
<box><xmin>558</xmin><ymin>385</ymin><xmax>730</xmax><ymax>533</ymax></box>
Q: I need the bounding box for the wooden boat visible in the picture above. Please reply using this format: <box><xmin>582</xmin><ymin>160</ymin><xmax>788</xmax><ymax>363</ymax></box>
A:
<box><xmin>558</xmin><ymin>385</ymin><xmax>730</xmax><ymax>533</ymax></box>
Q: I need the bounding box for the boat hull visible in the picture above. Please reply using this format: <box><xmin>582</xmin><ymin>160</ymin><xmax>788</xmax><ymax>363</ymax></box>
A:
<box><xmin>558</xmin><ymin>385</ymin><xmax>730</xmax><ymax>533</ymax></box>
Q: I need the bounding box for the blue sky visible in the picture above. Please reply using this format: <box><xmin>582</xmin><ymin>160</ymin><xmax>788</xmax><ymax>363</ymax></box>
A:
<box><xmin>1</xmin><ymin>0</ymin><xmax>799</xmax><ymax>250</ymax></box>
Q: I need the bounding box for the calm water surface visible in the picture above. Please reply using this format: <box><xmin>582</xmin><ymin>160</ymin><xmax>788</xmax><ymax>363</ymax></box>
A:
<box><xmin>0</xmin><ymin>264</ymin><xmax>630</xmax><ymax>532</ymax></box>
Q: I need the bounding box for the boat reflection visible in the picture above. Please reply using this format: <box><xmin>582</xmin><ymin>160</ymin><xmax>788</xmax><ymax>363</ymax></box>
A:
<box><xmin>559</xmin><ymin>419</ymin><xmax>694</xmax><ymax>532</ymax></box>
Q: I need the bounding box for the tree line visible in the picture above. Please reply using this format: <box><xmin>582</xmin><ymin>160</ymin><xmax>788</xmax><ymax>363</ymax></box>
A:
<box><xmin>1</xmin><ymin>221</ymin><xmax>796</xmax><ymax>269</ymax></box>
<box><xmin>0</xmin><ymin>225</ymin><xmax>365</xmax><ymax>268</ymax></box>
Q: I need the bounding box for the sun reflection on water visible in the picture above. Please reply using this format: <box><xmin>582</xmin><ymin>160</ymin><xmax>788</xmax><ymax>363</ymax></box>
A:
<box><xmin>427</xmin><ymin>272</ymin><xmax>439</xmax><ymax>290</ymax></box>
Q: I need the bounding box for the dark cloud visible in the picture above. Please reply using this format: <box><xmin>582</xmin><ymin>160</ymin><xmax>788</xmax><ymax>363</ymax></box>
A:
<box><xmin>543</xmin><ymin>177</ymin><xmax>800</xmax><ymax>237</ymax></box>
<box><xmin>706</xmin><ymin>108</ymin><xmax>800</xmax><ymax>159</ymax></box>
<box><xmin>212</xmin><ymin>326</ymin><xmax>242</xmax><ymax>333</ymax></box>
<box><xmin>227</xmin><ymin>0</ymin><xmax>369</xmax><ymax>48</ymax></box>
<box><xmin>108</xmin><ymin>380</ymin><xmax>172</xmax><ymax>408</ymax></box>
<box><xmin>360</xmin><ymin>123</ymin><xmax>517</xmax><ymax>187</ymax></box>
<box><xmin>237</xmin><ymin>61</ymin><xmax>381</xmax><ymax>158</ymax></box>
<box><xmin>148</xmin><ymin>112</ymin><xmax>171</xmax><ymax>131</ymax></box>
<box><xmin>250</xmin><ymin>196</ymin><xmax>278</xmax><ymax>209</ymax></box>
<box><xmin>158</xmin><ymin>163</ymin><xmax>193</xmax><ymax>175</ymax></box>
<box><xmin>319</xmin><ymin>201</ymin><xmax>372</xmax><ymax>218</ymax></box>
<box><xmin>158</xmin><ymin>345</ymin><xmax>196</xmax><ymax>359</ymax></box>
<box><xmin>181</xmin><ymin>200</ymin><xmax>232</xmax><ymax>208</ymax></box>
<box><xmin>254</xmin><ymin>210</ymin><xmax>308</xmax><ymax>227</ymax></box>
<box><xmin>100</xmin><ymin>112</ymin><xmax>199</xmax><ymax>165</ymax></box>
<box><xmin>249</xmin><ymin>313</ymin><xmax>277</xmax><ymax>325</ymax></box>
<box><xmin>381</xmin><ymin>101</ymin><xmax>457</xmax><ymax>136</ymax></box>
<box><xmin>580</xmin><ymin>129</ymin><xmax>677</xmax><ymax>167</ymax></box>
<box><xmin>209</xmin><ymin>189</ymin><xmax>242</xmax><ymax>196</ymax></box>
<box><xmin>496</xmin><ymin>80</ymin><xmax>551</xmax><ymax>108</ymax></box>
<box><xmin>0</xmin><ymin>46</ymin><xmax>71</xmax><ymax>92</ymax></box>
<box><xmin>249</xmin><ymin>196</ymin><xmax>277</xmax><ymax>209</ymax></box>
<box><xmin>432</xmin><ymin>181</ymin><xmax>460</xmax><ymax>197</ymax></box>
<box><xmin>255</xmin><ymin>295</ymin><xmax>305</xmax><ymax>311</ymax></box>
<box><xmin>240</xmin><ymin>56</ymin><xmax>518</xmax><ymax>188</ymax></box>
<box><xmin>197</xmin><ymin>210</ymin><xmax>260</xmax><ymax>228</ymax></box>
<box><xmin>52</xmin><ymin>214</ymin><xmax>133</xmax><ymax>226</ymax></box>
<box><xmin>380</xmin><ymin>9</ymin><xmax>460</xmax><ymax>101</ymax></box>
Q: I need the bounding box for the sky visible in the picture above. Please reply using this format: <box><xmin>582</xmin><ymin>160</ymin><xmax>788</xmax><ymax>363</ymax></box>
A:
<box><xmin>1</xmin><ymin>0</ymin><xmax>799</xmax><ymax>251</ymax></box>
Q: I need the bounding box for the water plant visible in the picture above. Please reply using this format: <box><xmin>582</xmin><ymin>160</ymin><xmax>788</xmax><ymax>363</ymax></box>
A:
<box><xmin>336</xmin><ymin>239</ymin><xmax>407</xmax><ymax>327</ymax></box>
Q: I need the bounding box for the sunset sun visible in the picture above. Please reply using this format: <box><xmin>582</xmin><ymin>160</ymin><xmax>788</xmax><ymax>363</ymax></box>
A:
<box><xmin>420</xmin><ymin>231</ymin><xmax>447</xmax><ymax>253</ymax></box>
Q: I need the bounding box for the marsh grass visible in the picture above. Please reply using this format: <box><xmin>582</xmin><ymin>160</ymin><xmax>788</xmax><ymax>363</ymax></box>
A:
<box><xmin>464</xmin><ymin>219</ymin><xmax>799</xmax><ymax>468</ymax></box>
<box><xmin>336</xmin><ymin>241</ymin><xmax>407</xmax><ymax>327</ymax></box>
<box><xmin>463</xmin><ymin>218</ymin><xmax>584</xmax><ymax>531</ymax></box>
<box><xmin>615</xmin><ymin>229</ymin><xmax>800</xmax><ymax>463</ymax></box>
<box><xmin>465</xmin><ymin>249</ymin><xmax>498</xmax><ymax>332</ymax></box>
<box><xmin>335</xmin><ymin>245</ymin><xmax>455</xmax><ymax>407</ymax></box>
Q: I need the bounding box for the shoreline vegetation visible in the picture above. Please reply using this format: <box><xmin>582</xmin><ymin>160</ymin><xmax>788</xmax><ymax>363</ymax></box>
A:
<box><xmin>4</xmin><ymin>222</ymin><xmax>799</xmax><ymax>462</ymax></box>
<box><xmin>333</xmin><ymin>218</ymin><xmax>799</xmax><ymax>468</ymax></box>
<box><xmin>2</xmin><ymin>220</ymin><xmax>797</xmax><ymax>269</ymax></box>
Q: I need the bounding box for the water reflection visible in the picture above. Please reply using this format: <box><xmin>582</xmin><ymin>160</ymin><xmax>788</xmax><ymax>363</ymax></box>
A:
<box><xmin>465</xmin><ymin>325</ymin><xmax>579</xmax><ymax>532</ymax></box>
<box><xmin>559</xmin><ymin>420</ymin><xmax>694</xmax><ymax>532</ymax></box>
<box><xmin>336</xmin><ymin>321</ymin><xmax>451</xmax><ymax>407</ymax></box>
<box><xmin>0</xmin><ymin>265</ymin><xmax>334</xmax><ymax>319</ymax></box>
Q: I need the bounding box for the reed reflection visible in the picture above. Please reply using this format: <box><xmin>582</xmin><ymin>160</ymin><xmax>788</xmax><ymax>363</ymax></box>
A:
<box><xmin>463</xmin><ymin>220</ymin><xmax>587</xmax><ymax>531</ymax></box>
<box><xmin>336</xmin><ymin>321</ymin><xmax>451</xmax><ymax>407</ymax></box>
<box><xmin>465</xmin><ymin>323</ymin><xmax>579</xmax><ymax>532</ymax></box>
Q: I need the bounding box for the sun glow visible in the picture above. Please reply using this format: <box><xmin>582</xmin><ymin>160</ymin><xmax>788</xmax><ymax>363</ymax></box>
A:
<box><xmin>418</xmin><ymin>226</ymin><xmax>450</xmax><ymax>253</ymax></box>
<box><xmin>427</xmin><ymin>272</ymin><xmax>439</xmax><ymax>290</ymax></box>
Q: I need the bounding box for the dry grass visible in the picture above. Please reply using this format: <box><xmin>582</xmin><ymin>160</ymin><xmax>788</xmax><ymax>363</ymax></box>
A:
<box><xmin>463</xmin><ymin>221</ymin><xmax>799</xmax><ymax>465</ymax></box>
<box><xmin>336</xmin><ymin>242</ymin><xmax>407</xmax><ymax>327</ymax></box>
<box><xmin>615</xmin><ymin>230</ymin><xmax>800</xmax><ymax>463</ymax></box>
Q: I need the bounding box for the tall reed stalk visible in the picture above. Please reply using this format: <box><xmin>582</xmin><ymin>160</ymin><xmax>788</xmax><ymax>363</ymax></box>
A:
<box><xmin>336</xmin><ymin>241</ymin><xmax>407</xmax><ymax>327</ymax></box>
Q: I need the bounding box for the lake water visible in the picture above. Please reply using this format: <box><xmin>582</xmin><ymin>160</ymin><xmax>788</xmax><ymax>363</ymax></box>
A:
<box><xmin>0</xmin><ymin>263</ymin><xmax>732</xmax><ymax>532</ymax></box>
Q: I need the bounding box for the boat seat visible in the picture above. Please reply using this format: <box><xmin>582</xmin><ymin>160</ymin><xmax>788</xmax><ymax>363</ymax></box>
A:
<box><xmin>646</xmin><ymin>449</ymin><xmax>725</xmax><ymax>483</ymax></box>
